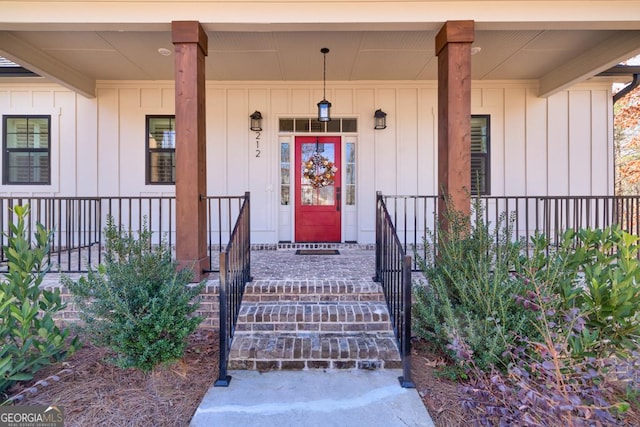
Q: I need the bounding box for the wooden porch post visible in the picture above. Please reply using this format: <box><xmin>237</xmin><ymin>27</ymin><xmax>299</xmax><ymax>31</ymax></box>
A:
<box><xmin>435</xmin><ymin>20</ymin><xmax>474</xmax><ymax>231</ymax></box>
<box><xmin>172</xmin><ymin>21</ymin><xmax>209</xmax><ymax>282</ymax></box>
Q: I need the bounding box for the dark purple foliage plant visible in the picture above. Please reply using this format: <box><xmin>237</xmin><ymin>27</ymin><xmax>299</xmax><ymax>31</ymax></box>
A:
<box><xmin>456</xmin><ymin>240</ymin><xmax>640</xmax><ymax>426</ymax></box>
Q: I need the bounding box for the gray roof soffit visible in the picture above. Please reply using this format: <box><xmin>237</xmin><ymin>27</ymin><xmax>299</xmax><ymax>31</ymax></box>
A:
<box><xmin>597</xmin><ymin>64</ymin><xmax>640</xmax><ymax>76</ymax></box>
<box><xmin>0</xmin><ymin>56</ymin><xmax>39</xmax><ymax>77</ymax></box>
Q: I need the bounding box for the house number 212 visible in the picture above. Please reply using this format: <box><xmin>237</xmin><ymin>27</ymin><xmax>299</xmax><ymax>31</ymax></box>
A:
<box><xmin>255</xmin><ymin>132</ymin><xmax>261</xmax><ymax>158</ymax></box>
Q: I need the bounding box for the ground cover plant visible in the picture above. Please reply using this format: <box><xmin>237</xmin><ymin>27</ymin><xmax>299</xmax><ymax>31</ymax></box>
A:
<box><xmin>1</xmin><ymin>205</ymin><xmax>79</xmax><ymax>401</ymax></box>
<box><xmin>413</xmin><ymin>199</ymin><xmax>640</xmax><ymax>425</ymax></box>
<box><xmin>64</xmin><ymin>217</ymin><xmax>205</xmax><ymax>372</ymax></box>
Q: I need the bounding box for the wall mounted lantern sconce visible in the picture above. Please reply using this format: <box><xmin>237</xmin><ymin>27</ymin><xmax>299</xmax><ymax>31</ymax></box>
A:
<box><xmin>317</xmin><ymin>47</ymin><xmax>332</xmax><ymax>122</ymax></box>
<box><xmin>250</xmin><ymin>110</ymin><xmax>263</xmax><ymax>131</ymax></box>
<box><xmin>374</xmin><ymin>109</ymin><xmax>387</xmax><ymax>130</ymax></box>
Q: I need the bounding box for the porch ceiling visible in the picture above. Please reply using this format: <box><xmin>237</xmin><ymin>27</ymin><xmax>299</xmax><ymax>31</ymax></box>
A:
<box><xmin>2</xmin><ymin>8</ymin><xmax>640</xmax><ymax>98</ymax></box>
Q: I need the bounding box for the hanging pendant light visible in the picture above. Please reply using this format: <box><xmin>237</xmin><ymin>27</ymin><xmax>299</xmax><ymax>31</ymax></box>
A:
<box><xmin>317</xmin><ymin>47</ymin><xmax>332</xmax><ymax>122</ymax></box>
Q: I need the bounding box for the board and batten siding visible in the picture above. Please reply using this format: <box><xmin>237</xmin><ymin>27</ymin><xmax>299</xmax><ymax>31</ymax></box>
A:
<box><xmin>0</xmin><ymin>80</ymin><xmax>614</xmax><ymax>244</ymax></box>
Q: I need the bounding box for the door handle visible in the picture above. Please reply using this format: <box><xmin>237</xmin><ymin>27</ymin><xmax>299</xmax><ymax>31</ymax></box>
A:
<box><xmin>336</xmin><ymin>187</ymin><xmax>341</xmax><ymax>212</ymax></box>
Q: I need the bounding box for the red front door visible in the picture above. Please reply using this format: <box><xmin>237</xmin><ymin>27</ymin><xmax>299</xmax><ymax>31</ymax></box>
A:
<box><xmin>295</xmin><ymin>136</ymin><xmax>341</xmax><ymax>242</ymax></box>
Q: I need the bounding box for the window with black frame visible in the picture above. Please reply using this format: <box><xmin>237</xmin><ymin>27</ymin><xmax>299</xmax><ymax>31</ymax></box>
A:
<box><xmin>146</xmin><ymin>115</ymin><xmax>176</xmax><ymax>184</ymax></box>
<box><xmin>3</xmin><ymin>115</ymin><xmax>51</xmax><ymax>185</ymax></box>
<box><xmin>471</xmin><ymin>115</ymin><xmax>490</xmax><ymax>195</ymax></box>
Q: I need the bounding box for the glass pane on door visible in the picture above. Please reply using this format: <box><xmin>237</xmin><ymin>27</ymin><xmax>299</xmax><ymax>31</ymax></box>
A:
<box><xmin>300</xmin><ymin>142</ymin><xmax>336</xmax><ymax>206</ymax></box>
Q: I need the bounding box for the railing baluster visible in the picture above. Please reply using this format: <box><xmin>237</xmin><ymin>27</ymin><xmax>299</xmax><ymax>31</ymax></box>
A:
<box><xmin>218</xmin><ymin>198</ymin><xmax>223</xmax><ymax>250</ymax></box>
<box><xmin>1</xmin><ymin>199</ymin><xmax>5</xmax><ymax>262</ymax></box>
<box><xmin>57</xmin><ymin>199</ymin><xmax>63</xmax><ymax>270</ymax></box>
<box><xmin>399</xmin><ymin>254</ymin><xmax>414</xmax><ymax>388</ymax></box>
<box><xmin>374</xmin><ymin>192</ymin><xmax>381</xmax><ymax>281</ymax></box>
<box><xmin>207</xmin><ymin>198</ymin><xmax>213</xmax><ymax>270</ymax></box>
<box><xmin>215</xmin><ymin>251</ymin><xmax>231</xmax><ymax>387</ymax></box>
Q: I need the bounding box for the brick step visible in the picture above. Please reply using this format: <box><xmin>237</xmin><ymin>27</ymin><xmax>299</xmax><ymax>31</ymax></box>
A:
<box><xmin>229</xmin><ymin>278</ymin><xmax>401</xmax><ymax>371</ymax></box>
<box><xmin>235</xmin><ymin>301</ymin><xmax>392</xmax><ymax>333</ymax></box>
<box><xmin>228</xmin><ymin>332</ymin><xmax>402</xmax><ymax>371</ymax></box>
<box><xmin>242</xmin><ymin>280</ymin><xmax>384</xmax><ymax>303</ymax></box>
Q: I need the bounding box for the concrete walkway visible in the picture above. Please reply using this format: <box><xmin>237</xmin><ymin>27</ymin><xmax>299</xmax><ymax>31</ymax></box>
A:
<box><xmin>190</xmin><ymin>369</ymin><xmax>434</xmax><ymax>427</ymax></box>
<box><xmin>190</xmin><ymin>246</ymin><xmax>434</xmax><ymax>426</ymax></box>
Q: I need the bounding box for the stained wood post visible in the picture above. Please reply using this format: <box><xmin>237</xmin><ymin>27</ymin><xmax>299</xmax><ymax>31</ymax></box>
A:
<box><xmin>172</xmin><ymin>21</ymin><xmax>209</xmax><ymax>281</ymax></box>
<box><xmin>435</xmin><ymin>20</ymin><xmax>474</xmax><ymax>232</ymax></box>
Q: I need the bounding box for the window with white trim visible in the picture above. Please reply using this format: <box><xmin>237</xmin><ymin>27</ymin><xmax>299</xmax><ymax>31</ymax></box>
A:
<box><xmin>471</xmin><ymin>115</ymin><xmax>490</xmax><ymax>195</ymax></box>
<box><xmin>3</xmin><ymin>115</ymin><xmax>51</xmax><ymax>185</ymax></box>
<box><xmin>146</xmin><ymin>115</ymin><xmax>175</xmax><ymax>184</ymax></box>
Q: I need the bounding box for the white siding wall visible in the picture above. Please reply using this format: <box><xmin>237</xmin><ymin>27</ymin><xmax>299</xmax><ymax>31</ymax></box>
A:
<box><xmin>0</xmin><ymin>80</ymin><xmax>614</xmax><ymax>244</ymax></box>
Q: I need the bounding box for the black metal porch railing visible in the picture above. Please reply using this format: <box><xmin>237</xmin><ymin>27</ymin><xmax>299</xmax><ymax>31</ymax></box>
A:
<box><xmin>0</xmin><ymin>195</ymin><xmax>247</xmax><ymax>274</ymax></box>
<box><xmin>375</xmin><ymin>192</ymin><xmax>414</xmax><ymax>388</ymax></box>
<box><xmin>215</xmin><ymin>192</ymin><xmax>251</xmax><ymax>387</ymax></box>
<box><xmin>380</xmin><ymin>194</ymin><xmax>640</xmax><ymax>270</ymax></box>
<box><xmin>0</xmin><ymin>197</ymin><xmax>102</xmax><ymax>272</ymax></box>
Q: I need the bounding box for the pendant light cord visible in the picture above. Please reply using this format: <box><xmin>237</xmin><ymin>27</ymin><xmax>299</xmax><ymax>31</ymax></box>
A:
<box><xmin>323</xmin><ymin>52</ymin><xmax>326</xmax><ymax>100</ymax></box>
<box><xmin>321</xmin><ymin>47</ymin><xmax>329</xmax><ymax>101</ymax></box>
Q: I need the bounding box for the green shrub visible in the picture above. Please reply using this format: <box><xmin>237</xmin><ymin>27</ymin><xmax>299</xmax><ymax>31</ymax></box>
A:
<box><xmin>518</xmin><ymin>225</ymin><xmax>640</xmax><ymax>359</ymax></box>
<box><xmin>413</xmin><ymin>198</ymin><xmax>536</xmax><ymax>372</ymax></box>
<box><xmin>0</xmin><ymin>205</ymin><xmax>79</xmax><ymax>398</ymax></box>
<box><xmin>64</xmin><ymin>217</ymin><xmax>204</xmax><ymax>372</ymax></box>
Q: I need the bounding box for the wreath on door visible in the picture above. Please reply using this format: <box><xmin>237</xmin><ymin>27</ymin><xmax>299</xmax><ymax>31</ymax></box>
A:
<box><xmin>303</xmin><ymin>152</ymin><xmax>338</xmax><ymax>188</ymax></box>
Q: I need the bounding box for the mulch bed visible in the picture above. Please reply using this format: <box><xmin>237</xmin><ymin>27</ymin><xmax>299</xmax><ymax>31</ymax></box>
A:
<box><xmin>410</xmin><ymin>339</ymin><xmax>469</xmax><ymax>427</ymax></box>
<box><xmin>5</xmin><ymin>329</ymin><xmax>220</xmax><ymax>427</ymax></box>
